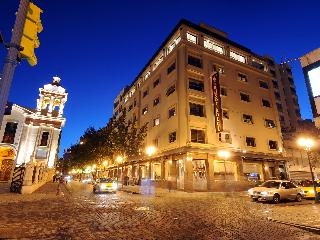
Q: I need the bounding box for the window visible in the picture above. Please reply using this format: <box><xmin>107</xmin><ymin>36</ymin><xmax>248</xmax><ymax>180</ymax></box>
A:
<box><xmin>188</xmin><ymin>55</ymin><xmax>202</xmax><ymax>68</ymax></box>
<box><xmin>230</xmin><ymin>51</ymin><xmax>246</xmax><ymax>63</ymax></box>
<box><xmin>246</xmin><ymin>137</ymin><xmax>256</xmax><ymax>147</ymax></box>
<box><xmin>242</xmin><ymin>114</ymin><xmax>253</xmax><ymax>124</ymax></box>
<box><xmin>2</xmin><ymin>122</ymin><xmax>18</xmax><ymax>144</ymax></box>
<box><xmin>153</xmin><ymin>117</ymin><xmax>160</xmax><ymax>126</ymax></box>
<box><xmin>262</xmin><ymin>99</ymin><xmax>271</xmax><ymax>108</ymax></box>
<box><xmin>39</xmin><ymin>132</ymin><xmax>49</xmax><ymax>146</ymax></box>
<box><xmin>259</xmin><ymin>81</ymin><xmax>268</xmax><ymax>89</ymax></box>
<box><xmin>272</xmin><ymin>80</ymin><xmax>278</xmax><ymax>89</ymax></box>
<box><xmin>276</xmin><ymin>103</ymin><xmax>283</xmax><ymax>112</ymax></box>
<box><xmin>153</xmin><ymin>97</ymin><xmax>160</xmax><ymax>106</ymax></box>
<box><xmin>274</xmin><ymin>92</ymin><xmax>281</xmax><ymax>101</ymax></box>
<box><xmin>204</xmin><ymin>38</ymin><xmax>224</xmax><ymax>54</ymax></box>
<box><xmin>143</xmin><ymin>89</ymin><xmax>149</xmax><ymax>98</ymax></box>
<box><xmin>153</xmin><ymin>78</ymin><xmax>160</xmax><ymax>88</ymax></box>
<box><xmin>166</xmin><ymin>85</ymin><xmax>176</xmax><ymax>96</ymax></box>
<box><xmin>169</xmin><ymin>131</ymin><xmax>177</xmax><ymax>143</ymax></box>
<box><xmin>220</xmin><ymin>87</ymin><xmax>227</xmax><ymax>96</ymax></box>
<box><xmin>128</xmin><ymin>104</ymin><xmax>133</xmax><ymax>112</ymax></box>
<box><xmin>238</xmin><ymin>73</ymin><xmax>247</xmax><ymax>82</ymax></box>
<box><xmin>189</xmin><ymin>78</ymin><xmax>204</xmax><ymax>92</ymax></box>
<box><xmin>240</xmin><ymin>93</ymin><xmax>250</xmax><ymax>102</ymax></box>
<box><xmin>265</xmin><ymin>119</ymin><xmax>276</xmax><ymax>128</ymax></box>
<box><xmin>168</xmin><ymin>107</ymin><xmax>176</xmax><ymax>118</ymax></box>
<box><xmin>186</xmin><ymin>32</ymin><xmax>197</xmax><ymax>44</ymax></box>
<box><xmin>268</xmin><ymin>140</ymin><xmax>278</xmax><ymax>150</ymax></box>
<box><xmin>189</xmin><ymin>103</ymin><xmax>205</xmax><ymax>117</ymax></box>
<box><xmin>191</xmin><ymin>129</ymin><xmax>205</xmax><ymax>143</ymax></box>
<box><xmin>219</xmin><ymin>132</ymin><xmax>232</xmax><ymax>143</ymax></box>
<box><xmin>142</xmin><ymin>106</ymin><xmax>148</xmax><ymax>115</ymax></box>
<box><xmin>167</xmin><ymin>62</ymin><xmax>176</xmax><ymax>74</ymax></box>
<box><xmin>222</xmin><ymin>109</ymin><xmax>229</xmax><ymax>119</ymax></box>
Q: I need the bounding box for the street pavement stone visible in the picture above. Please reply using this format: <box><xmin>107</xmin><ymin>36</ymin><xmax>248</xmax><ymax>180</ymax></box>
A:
<box><xmin>0</xmin><ymin>181</ymin><xmax>319</xmax><ymax>239</ymax></box>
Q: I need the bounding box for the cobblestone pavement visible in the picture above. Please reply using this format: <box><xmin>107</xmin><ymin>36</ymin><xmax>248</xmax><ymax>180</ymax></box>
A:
<box><xmin>0</xmin><ymin>182</ymin><xmax>320</xmax><ymax>240</ymax></box>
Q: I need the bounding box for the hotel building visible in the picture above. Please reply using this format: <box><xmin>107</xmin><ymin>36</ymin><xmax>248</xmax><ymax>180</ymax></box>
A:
<box><xmin>111</xmin><ymin>19</ymin><xmax>287</xmax><ymax>191</ymax></box>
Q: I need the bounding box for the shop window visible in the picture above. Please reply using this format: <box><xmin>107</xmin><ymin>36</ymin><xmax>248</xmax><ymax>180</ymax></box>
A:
<box><xmin>222</xmin><ymin>109</ymin><xmax>229</xmax><ymax>119</ymax></box>
<box><xmin>2</xmin><ymin>122</ymin><xmax>18</xmax><ymax>144</ymax></box>
<box><xmin>166</xmin><ymin>85</ymin><xmax>176</xmax><ymax>96</ymax></box>
<box><xmin>262</xmin><ymin>99</ymin><xmax>271</xmax><ymax>108</ymax></box>
<box><xmin>220</xmin><ymin>87</ymin><xmax>227</xmax><ymax>96</ymax></box>
<box><xmin>187</xmin><ymin>32</ymin><xmax>197</xmax><ymax>44</ymax></box>
<box><xmin>168</xmin><ymin>107</ymin><xmax>176</xmax><ymax>118</ymax></box>
<box><xmin>242</xmin><ymin>114</ymin><xmax>253</xmax><ymax>124</ymax></box>
<box><xmin>238</xmin><ymin>73</ymin><xmax>247</xmax><ymax>82</ymax></box>
<box><xmin>189</xmin><ymin>78</ymin><xmax>204</xmax><ymax>92</ymax></box>
<box><xmin>268</xmin><ymin>140</ymin><xmax>278</xmax><ymax>150</ymax></box>
<box><xmin>191</xmin><ymin>129</ymin><xmax>205</xmax><ymax>143</ymax></box>
<box><xmin>153</xmin><ymin>78</ymin><xmax>160</xmax><ymax>88</ymax></box>
<box><xmin>246</xmin><ymin>137</ymin><xmax>256</xmax><ymax>147</ymax></box>
<box><xmin>142</xmin><ymin>106</ymin><xmax>148</xmax><ymax>115</ymax></box>
<box><xmin>265</xmin><ymin>119</ymin><xmax>276</xmax><ymax>128</ymax></box>
<box><xmin>153</xmin><ymin>97</ymin><xmax>160</xmax><ymax>106</ymax></box>
<box><xmin>259</xmin><ymin>80</ymin><xmax>268</xmax><ymax>89</ymax></box>
<box><xmin>188</xmin><ymin>55</ymin><xmax>202</xmax><ymax>68</ymax></box>
<box><xmin>167</xmin><ymin>62</ymin><xmax>176</xmax><ymax>74</ymax></box>
<box><xmin>169</xmin><ymin>131</ymin><xmax>176</xmax><ymax>143</ymax></box>
<box><xmin>240</xmin><ymin>93</ymin><xmax>250</xmax><ymax>102</ymax></box>
<box><xmin>189</xmin><ymin>103</ymin><xmax>205</xmax><ymax>117</ymax></box>
<box><xmin>39</xmin><ymin>132</ymin><xmax>49</xmax><ymax>146</ymax></box>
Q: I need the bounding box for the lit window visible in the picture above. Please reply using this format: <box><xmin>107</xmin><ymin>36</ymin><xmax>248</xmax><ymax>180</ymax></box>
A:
<box><xmin>230</xmin><ymin>51</ymin><xmax>246</xmax><ymax>63</ymax></box>
<box><xmin>153</xmin><ymin>117</ymin><xmax>160</xmax><ymax>126</ymax></box>
<box><xmin>242</xmin><ymin>114</ymin><xmax>253</xmax><ymax>124</ymax></box>
<box><xmin>169</xmin><ymin>131</ymin><xmax>177</xmax><ymax>143</ymax></box>
<box><xmin>240</xmin><ymin>93</ymin><xmax>250</xmax><ymax>102</ymax></box>
<box><xmin>191</xmin><ymin>129</ymin><xmax>205</xmax><ymax>143</ymax></box>
<box><xmin>265</xmin><ymin>119</ymin><xmax>276</xmax><ymax>128</ymax></box>
<box><xmin>238</xmin><ymin>73</ymin><xmax>247</xmax><ymax>82</ymax></box>
<box><xmin>189</xmin><ymin>78</ymin><xmax>204</xmax><ymax>92</ymax></box>
<box><xmin>189</xmin><ymin>103</ymin><xmax>205</xmax><ymax>117</ymax></box>
<box><xmin>246</xmin><ymin>137</ymin><xmax>256</xmax><ymax>147</ymax></box>
<box><xmin>268</xmin><ymin>140</ymin><xmax>278</xmax><ymax>150</ymax></box>
<box><xmin>204</xmin><ymin>38</ymin><xmax>224</xmax><ymax>54</ymax></box>
<box><xmin>142</xmin><ymin>106</ymin><xmax>148</xmax><ymax>115</ymax></box>
<box><xmin>262</xmin><ymin>99</ymin><xmax>271</xmax><ymax>108</ymax></box>
<box><xmin>166</xmin><ymin>85</ymin><xmax>176</xmax><ymax>96</ymax></box>
<box><xmin>168</xmin><ymin>107</ymin><xmax>176</xmax><ymax>118</ymax></box>
<box><xmin>187</xmin><ymin>32</ymin><xmax>197</xmax><ymax>44</ymax></box>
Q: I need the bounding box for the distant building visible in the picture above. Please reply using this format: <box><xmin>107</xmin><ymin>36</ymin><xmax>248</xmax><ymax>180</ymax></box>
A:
<box><xmin>110</xmin><ymin>19</ymin><xmax>288</xmax><ymax>191</ymax></box>
<box><xmin>0</xmin><ymin>77</ymin><xmax>67</xmax><ymax>193</ymax></box>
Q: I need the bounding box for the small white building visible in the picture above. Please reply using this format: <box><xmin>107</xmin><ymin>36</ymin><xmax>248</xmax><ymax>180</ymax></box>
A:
<box><xmin>0</xmin><ymin>77</ymin><xmax>67</xmax><ymax>193</ymax></box>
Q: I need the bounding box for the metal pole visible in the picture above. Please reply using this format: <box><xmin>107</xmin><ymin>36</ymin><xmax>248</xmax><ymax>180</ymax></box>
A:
<box><xmin>0</xmin><ymin>0</ymin><xmax>29</xmax><ymax>127</ymax></box>
<box><xmin>306</xmin><ymin>150</ymin><xmax>319</xmax><ymax>203</ymax></box>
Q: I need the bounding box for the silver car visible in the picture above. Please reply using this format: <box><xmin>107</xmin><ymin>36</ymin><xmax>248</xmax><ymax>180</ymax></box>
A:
<box><xmin>248</xmin><ymin>180</ymin><xmax>305</xmax><ymax>203</ymax></box>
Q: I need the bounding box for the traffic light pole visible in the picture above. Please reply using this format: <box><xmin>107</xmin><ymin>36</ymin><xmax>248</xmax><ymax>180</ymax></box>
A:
<box><xmin>0</xmin><ymin>0</ymin><xmax>29</xmax><ymax>128</ymax></box>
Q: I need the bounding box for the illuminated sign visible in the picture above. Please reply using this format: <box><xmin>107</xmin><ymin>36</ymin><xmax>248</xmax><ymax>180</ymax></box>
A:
<box><xmin>211</xmin><ymin>72</ymin><xmax>223</xmax><ymax>133</ymax></box>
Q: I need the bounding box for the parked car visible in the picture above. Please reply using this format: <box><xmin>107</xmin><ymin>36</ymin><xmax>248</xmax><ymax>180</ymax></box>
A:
<box><xmin>299</xmin><ymin>180</ymin><xmax>320</xmax><ymax>199</ymax></box>
<box><xmin>248</xmin><ymin>180</ymin><xmax>305</xmax><ymax>203</ymax></box>
<box><xmin>93</xmin><ymin>178</ymin><xmax>118</xmax><ymax>193</ymax></box>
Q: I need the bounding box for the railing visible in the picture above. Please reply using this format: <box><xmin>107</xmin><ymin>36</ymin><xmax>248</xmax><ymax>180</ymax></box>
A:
<box><xmin>10</xmin><ymin>163</ymin><xmax>26</xmax><ymax>193</ymax></box>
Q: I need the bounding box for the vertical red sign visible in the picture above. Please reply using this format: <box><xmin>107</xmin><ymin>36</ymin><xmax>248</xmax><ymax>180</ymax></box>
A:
<box><xmin>211</xmin><ymin>72</ymin><xmax>223</xmax><ymax>133</ymax></box>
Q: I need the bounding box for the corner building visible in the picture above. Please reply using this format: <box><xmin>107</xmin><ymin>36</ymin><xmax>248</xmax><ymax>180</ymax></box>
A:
<box><xmin>112</xmin><ymin>19</ymin><xmax>287</xmax><ymax>191</ymax></box>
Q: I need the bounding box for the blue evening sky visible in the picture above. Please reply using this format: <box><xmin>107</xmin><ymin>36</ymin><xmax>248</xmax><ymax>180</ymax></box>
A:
<box><xmin>0</xmin><ymin>0</ymin><xmax>319</xmax><ymax>156</ymax></box>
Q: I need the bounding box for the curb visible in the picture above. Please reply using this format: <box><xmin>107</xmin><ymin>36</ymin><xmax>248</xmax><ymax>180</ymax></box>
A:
<box><xmin>268</xmin><ymin>218</ymin><xmax>320</xmax><ymax>235</ymax></box>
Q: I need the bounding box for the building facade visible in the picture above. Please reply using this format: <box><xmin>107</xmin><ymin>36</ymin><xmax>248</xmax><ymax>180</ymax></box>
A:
<box><xmin>110</xmin><ymin>19</ymin><xmax>287</xmax><ymax>191</ymax></box>
<box><xmin>0</xmin><ymin>77</ymin><xmax>67</xmax><ymax>193</ymax></box>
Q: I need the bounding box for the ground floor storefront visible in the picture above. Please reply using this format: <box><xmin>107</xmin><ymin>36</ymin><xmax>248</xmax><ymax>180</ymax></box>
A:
<box><xmin>106</xmin><ymin>150</ymin><xmax>287</xmax><ymax>192</ymax></box>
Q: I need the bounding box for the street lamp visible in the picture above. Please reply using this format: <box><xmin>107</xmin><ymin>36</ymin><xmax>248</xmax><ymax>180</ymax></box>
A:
<box><xmin>298</xmin><ymin>137</ymin><xmax>319</xmax><ymax>203</ymax></box>
<box><xmin>218</xmin><ymin>150</ymin><xmax>231</xmax><ymax>180</ymax></box>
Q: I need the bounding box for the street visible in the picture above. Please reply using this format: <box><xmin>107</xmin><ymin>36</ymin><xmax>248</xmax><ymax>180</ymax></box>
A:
<box><xmin>0</xmin><ymin>182</ymin><xmax>320</xmax><ymax>239</ymax></box>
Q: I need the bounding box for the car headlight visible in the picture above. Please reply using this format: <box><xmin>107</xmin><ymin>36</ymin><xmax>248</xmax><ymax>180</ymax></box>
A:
<box><xmin>248</xmin><ymin>189</ymin><xmax>253</xmax><ymax>195</ymax></box>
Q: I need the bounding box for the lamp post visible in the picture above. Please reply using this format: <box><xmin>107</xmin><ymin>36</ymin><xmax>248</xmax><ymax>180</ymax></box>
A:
<box><xmin>298</xmin><ymin>137</ymin><xmax>319</xmax><ymax>203</ymax></box>
<box><xmin>218</xmin><ymin>150</ymin><xmax>231</xmax><ymax>180</ymax></box>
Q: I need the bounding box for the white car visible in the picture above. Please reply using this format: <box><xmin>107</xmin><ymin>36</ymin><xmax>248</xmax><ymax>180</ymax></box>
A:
<box><xmin>248</xmin><ymin>180</ymin><xmax>305</xmax><ymax>203</ymax></box>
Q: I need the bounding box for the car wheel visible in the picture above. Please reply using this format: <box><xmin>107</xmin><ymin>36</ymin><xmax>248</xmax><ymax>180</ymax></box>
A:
<box><xmin>296</xmin><ymin>194</ymin><xmax>302</xmax><ymax>202</ymax></box>
<box><xmin>273</xmin><ymin>194</ymin><xmax>280</xmax><ymax>204</ymax></box>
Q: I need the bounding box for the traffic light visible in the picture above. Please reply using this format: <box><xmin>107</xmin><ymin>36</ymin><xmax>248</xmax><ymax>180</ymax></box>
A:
<box><xmin>19</xmin><ymin>2</ymin><xmax>43</xmax><ymax>66</ymax></box>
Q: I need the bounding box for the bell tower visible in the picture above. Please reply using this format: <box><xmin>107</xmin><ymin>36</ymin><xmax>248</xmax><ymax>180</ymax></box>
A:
<box><xmin>36</xmin><ymin>76</ymin><xmax>68</xmax><ymax>117</ymax></box>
